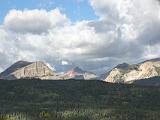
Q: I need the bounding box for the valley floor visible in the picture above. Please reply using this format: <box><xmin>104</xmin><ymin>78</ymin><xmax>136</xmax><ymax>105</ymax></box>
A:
<box><xmin>0</xmin><ymin>79</ymin><xmax>160</xmax><ymax>120</ymax></box>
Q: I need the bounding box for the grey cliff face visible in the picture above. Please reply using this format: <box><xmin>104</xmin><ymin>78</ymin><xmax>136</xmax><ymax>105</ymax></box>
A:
<box><xmin>0</xmin><ymin>61</ymin><xmax>61</xmax><ymax>80</ymax></box>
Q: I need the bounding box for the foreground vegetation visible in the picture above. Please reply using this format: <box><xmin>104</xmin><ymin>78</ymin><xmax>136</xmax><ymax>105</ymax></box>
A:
<box><xmin>0</xmin><ymin>79</ymin><xmax>160</xmax><ymax>120</ymax></box>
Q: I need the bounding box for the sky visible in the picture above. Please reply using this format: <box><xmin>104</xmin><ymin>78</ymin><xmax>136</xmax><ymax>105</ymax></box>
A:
<box><xmin>0</xmin><ymin>0</ymin><xmax>160</xmax><ymax>74</ymax></box>
<box><xmin>0</xmin><ymin>0</ymin><xmax>97</xmax><ymax>23</ymax></box>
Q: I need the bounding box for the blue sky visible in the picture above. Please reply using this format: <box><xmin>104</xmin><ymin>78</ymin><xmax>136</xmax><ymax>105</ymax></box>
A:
<box><xmin>0</xmin><ymin>0</ymin><xmax>159</xmax><ymax>74</ymax></box>
<box><xmin>0</xmin><ymin>0</ymin><xmax>98</xmax><ymax>24</ymax></box>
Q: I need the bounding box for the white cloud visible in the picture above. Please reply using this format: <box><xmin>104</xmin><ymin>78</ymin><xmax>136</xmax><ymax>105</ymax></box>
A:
<box><xmin>0</xmin><ymin>0</ymin><xmax>160</xmax><ymax>73</ymax></box>
<box><xmin>61</xmin><ymin>60</ymin><xmax>69</xmax><ymax>65</ymax></box>
<box><xmin>4</xmin><ymin>9</ymin><xmax>68</xmax><ymax>34</ymax></box>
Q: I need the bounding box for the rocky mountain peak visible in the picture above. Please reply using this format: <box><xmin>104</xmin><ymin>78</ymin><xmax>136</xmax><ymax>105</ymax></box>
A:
<box><xmin>71</xmin><ymin>66</ymin><xmax>85</xmax><ymax>73</ymax></box>
<box><xmin>105</xmin><ymin>58</ymin><xmax>160</xmax><ymax>83</ymax></box>
<box><xmin>116</xmin><ymin>63</ymin><xmax>130</xmax><ymax>69</ymax></box>
<box><xmin>63</xmin><ymin>66</ymin><xmax>97</xmax><ymax>80</ymax></box>
<box><xmin>0</xmin><ymin>60</ymin><xmax>61</xmax><ymax>80</ymax></box>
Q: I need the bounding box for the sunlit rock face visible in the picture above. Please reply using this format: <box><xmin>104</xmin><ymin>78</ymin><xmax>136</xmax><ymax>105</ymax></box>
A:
<box><xmin>63</xmin><ymin>67</ymin><xmax>97</xmax><ymax>80</ymax></box>
<box><xmin>84</xmin><ymin>72</ymin><xmax>97</xmax><ymax>80</ymax></box>
<box><xmin>0</xmin><ymin>61</ymin><xmax>61</xmax><ymax>80</ymax></box>
<box><xmin>105</xmin><ymin>59</ymin><xmax>160</xmax><ymax>83</ymax></box>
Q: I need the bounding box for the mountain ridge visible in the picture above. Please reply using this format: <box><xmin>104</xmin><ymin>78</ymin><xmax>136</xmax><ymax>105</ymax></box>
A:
<box><xmin>0</xmin><ymin>60</ymin><xmax>33</xmax><ymax>77</ymax></box>
<box><xmin>104</xmin><ymin>58</ymin><xmax>160</xmax><ymax>83</ymax></box>
<box><xmin>63</xmin><ymin>66</ymin><xmax>97</xmax><ymax>80</ymax></box>
<box><xmin>1</xmin><ymin>58</ymin><xmax>160</xmax><ymax>84</ymax></box>
<box><xmin>0</xmin><ymin>61</ymin><xmax>61</xmax><ymax>80</ymax></box>
<box><xmin>0</xmin><ymin>61</ymin><xmax>97</xmax><ymax>80</ymax></box>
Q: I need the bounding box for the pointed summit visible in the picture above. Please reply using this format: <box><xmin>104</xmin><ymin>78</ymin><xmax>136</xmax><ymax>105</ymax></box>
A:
<box><xmin>71</xmin><ymin>66</ymin><xmax>86</xmax><ymax>74</ymax></box>
<box><xmin>0</xmin><ymin>60</ymin><xmax>61</xmax><ymax>80</ymax></box>
<box><xmin>115</xmin><ymin>63</ymin><xmax>130</xmax><ymax>70</ymax></box>
<box><xmin>65</xmin><ymin>66</ymin><xmax>85</xmax><ymax>78</ymax></box>
<box><xmin>63</xmin><ymin>66</ymin><xmax>97</xmax><ymax>80</ymax></box>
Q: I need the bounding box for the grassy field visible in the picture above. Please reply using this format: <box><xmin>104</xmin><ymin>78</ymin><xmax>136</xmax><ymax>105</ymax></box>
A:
<box><xmin>0</xmin><ymin>79</ymin><xmax>160</xmax><ymax>120</ymax></box>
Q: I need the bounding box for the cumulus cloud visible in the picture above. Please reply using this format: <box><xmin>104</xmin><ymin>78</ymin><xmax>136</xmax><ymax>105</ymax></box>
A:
<box><xmin>88</xmin><ymin>0</ymin><xmax>160</xmax><ymax>60</ymax></box>
<box><xmin>4</xmin><ymin>9</ymin><xmax>68</xmax><ymax>34</ymax></box>
<box><xmin>0</xmin><ymin>0</ymin><xmax>160</xmax><ymax>74</ymax></box>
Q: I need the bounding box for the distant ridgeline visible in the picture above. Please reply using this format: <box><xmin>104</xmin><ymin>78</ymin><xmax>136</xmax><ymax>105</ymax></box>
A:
<box><xmin>0</xmin><ymin>61</ymin><xmax>98</xmax><ymax>81</ymax></box>
<box><xmin>0</xmin><ymin>58</ymin><xmax>160</xmax><ymax>86</ymax></box>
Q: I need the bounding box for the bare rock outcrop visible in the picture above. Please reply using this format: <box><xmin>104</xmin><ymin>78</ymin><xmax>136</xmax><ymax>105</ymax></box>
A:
<box><xmin>105</xmin><ymin>60</ymin><xmax>160</xmax><ymax>83</ymax></box>
<box><xmin>63</xmin><ymin>67</ymin><xmax>97</xmax><ymax>80</ymax></box>
<box><xmin>0</xmin><ymin>61</ymin><xmax>62</xmax><ymax>80</ymax></box>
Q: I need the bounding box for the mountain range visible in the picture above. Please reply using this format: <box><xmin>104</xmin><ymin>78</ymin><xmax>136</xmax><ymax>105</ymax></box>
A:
<box><xmin>0</xmin><ymin>61</ymin><xmax>97</xmax><ymax>80</ymax></box>
<box><xmin>0</xmin><ymin>58</ymin><xmax>160</xmax><ymax>85</ymax></box>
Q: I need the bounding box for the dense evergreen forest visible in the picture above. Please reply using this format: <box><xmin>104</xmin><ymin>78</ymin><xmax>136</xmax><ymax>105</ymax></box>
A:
<box><xmin>0</xmin><ymin>78</ymin><xmax>160</xmax><ymax>120</ymax></box>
